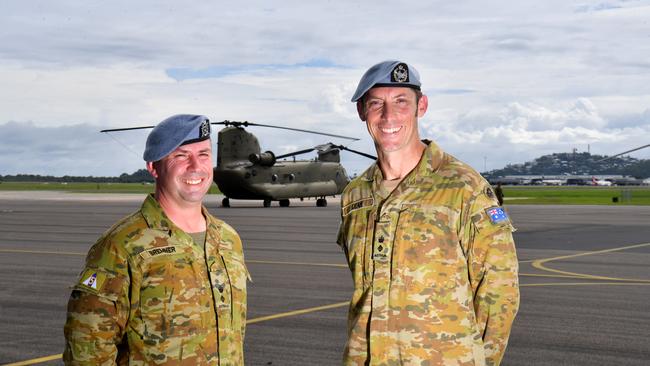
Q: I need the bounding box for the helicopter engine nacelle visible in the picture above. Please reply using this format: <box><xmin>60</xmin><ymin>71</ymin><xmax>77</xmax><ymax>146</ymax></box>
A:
<box><xmin>317</xmin><ymin>148</ymin><xmax>340</xmax><ymax>163</ymax></box>
<box><xmin>249</xmin><ymin>151</ymin><xmax>276</xmax><ymax>166</ymax></box>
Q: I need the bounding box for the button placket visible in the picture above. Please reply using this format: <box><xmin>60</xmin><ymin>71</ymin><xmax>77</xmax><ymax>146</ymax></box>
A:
<box><xmin>369</xmin><ymin>209</ymin><xmax>397</xmax><ymax>364</ymax></box>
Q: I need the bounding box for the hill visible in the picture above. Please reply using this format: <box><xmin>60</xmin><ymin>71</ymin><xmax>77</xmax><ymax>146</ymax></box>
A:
<box><xmin>485</xmin><ymin>152</ymin><xmax>650</xmax><ymax>179</ymax></box>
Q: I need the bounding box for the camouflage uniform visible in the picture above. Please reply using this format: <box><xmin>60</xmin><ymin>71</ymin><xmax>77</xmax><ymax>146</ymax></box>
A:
<box><xmin>337</xmin><ymin>141</ymin><xmax>519</xmax><ymax>366</ymax></box>
<box><xmin>64</xmin><ymin>194</ymin><xmax>249</xmax><ymax>365</ymax></box>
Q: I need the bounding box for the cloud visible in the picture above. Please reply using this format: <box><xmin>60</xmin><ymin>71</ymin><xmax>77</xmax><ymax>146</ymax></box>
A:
<box><xmin>166</xmin><ymin>59</ymin><xmax>341</xmax><ymax>81</ymax></box>
<box><xmin>421</xmin><ymin>97</ymin><xmax>650</xmax><ymax>171</ymax></box>
<box><xmin>0</xmin><ymin>121</ymin><xmax>146</xmax><ymax>176</ymax></box>
<box><xmin>1</xmin><ymin>0</ymin><xmax>649</xmax><ymax>176</ymax></box>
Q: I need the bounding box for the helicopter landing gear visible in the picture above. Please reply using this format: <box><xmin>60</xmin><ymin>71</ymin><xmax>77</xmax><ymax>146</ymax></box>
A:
<box><xmin>222</xmin><ymin>197</ymin><xmax>230</xmax><ymax>208</ymax></box>
<box><xmin>263</xmin><ymin>199</ymin><xmax>272</xmax><ymax>208</ymax></box>
<box><xmin>279</xmin><ymin>199</ymin><xmax>290</xmax><ymax>207</ymax></box>
<box><xmin>316</xmin><ymin>198</ymin><xmax>328</xmax><ymax>207</ymax></box>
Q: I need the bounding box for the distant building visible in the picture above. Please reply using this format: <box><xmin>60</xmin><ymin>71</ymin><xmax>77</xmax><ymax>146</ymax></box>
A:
<box><xmin>486</xmin><ymin>174</ymin><xmax>642</xmax><ymax>186</ymax></box>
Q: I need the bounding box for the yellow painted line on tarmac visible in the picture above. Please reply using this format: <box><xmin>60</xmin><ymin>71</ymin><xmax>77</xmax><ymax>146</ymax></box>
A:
<box><xmin>1</xmin><ymin>300</ymin><xmax>349</xmax><ymax>366</ymax></box>
<box><xmin>519</xmin><ymin>272</ymin><xmax>587</xmax><ymax>279</ymax></box>
<box><xmin>247</xmin><ymin>259</ymin><xmax>347</xmax><ymax>268</ymax></box>
<box><xmin>521</xmin><ymin>282</ymin><xmax>650</xmax><ymax>287</ymax></box>
<box><xmin>531</xmin><ymin>242</ymin><xmax>650</xmax><ymax>283</ymax></box>
<box><xmin>2</xmin><ymin>354</ymin><xmax>62</xmax><ymax>366</ymax></box>
<box><xmin>0</xmin><ymin>249</ymin><xmax>349</xmax><ymax>268</ymax></box>
<box><xmin>0</xmin><ymin>248</ymin><xmax>84</xmax><ymax>256</ymax></box>
<box><xmin>247</xmin><ymin>301</ymin><xmax>349</xmax><ymax>324</ymax></box>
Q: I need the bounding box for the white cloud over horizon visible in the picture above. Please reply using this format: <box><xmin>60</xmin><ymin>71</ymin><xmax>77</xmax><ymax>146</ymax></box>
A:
<box><xmin>1</xmin><ymin>0</ymin><xmax>649</xmax><ymax>177</ymax></box>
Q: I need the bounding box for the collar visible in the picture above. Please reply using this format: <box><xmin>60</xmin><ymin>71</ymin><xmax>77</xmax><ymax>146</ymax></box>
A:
<box><xmin>141</xmin><ymin>193</ymin><xmax>214</xmax><ymax>235</ymax></box>
<box><xmin>362</xmin><ymin>140</ymin><xmax>444</xmax><ymax>187</ymax></box>
<box><xmin>141</xmin><ymin>194</ymin><xmax>174</xmax><ymax>232</ymax></box>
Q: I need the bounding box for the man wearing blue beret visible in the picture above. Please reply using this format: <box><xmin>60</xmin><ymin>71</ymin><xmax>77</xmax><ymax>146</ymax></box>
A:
<box><xmin>337</xmin><ymin>61</ymin><xmax>519</xmax><ymax>365</ymax></box>
<box><xmin>64</xmin><ymin>114</ymin><xmax>249</xmax><ymax>365</ymax></box>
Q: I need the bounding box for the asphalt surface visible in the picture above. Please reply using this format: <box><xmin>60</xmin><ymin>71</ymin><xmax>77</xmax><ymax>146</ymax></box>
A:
<box><xmin>0</xmin><ymin>192</ymin><xmax>649</xmax><ymax>365</ymax></box>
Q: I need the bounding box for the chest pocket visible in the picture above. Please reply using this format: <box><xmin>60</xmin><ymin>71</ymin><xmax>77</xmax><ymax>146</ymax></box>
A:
<box><xmin>395</xmin><ymin>204</ymin><xmax>462</xmax><ymax>259</ymax></box>
<box><xmin>393</xmin><ymin>205</ymin><xmax>466</xmax><ymax>291</ymax></box>
<box><xmin>139</xmin><ymin>252</ymin><xmax>208</xmax><ymax>339</ymax></box>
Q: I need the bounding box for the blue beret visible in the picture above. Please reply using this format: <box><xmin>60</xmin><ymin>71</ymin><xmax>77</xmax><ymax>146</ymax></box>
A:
<box><xmin>143</xmin><ymin>114</ymin><xmax>211</xmax><ymax>162</ymax></box>
<box><xmin>351</xmin><ymin>60</ymin><xmax>422</xmax><ymax>102</ymax></box>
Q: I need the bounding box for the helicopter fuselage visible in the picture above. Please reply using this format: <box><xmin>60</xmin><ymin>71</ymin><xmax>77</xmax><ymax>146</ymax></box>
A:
<box><xmin>214</xmin><ymin>160</ymin><xmax>348</xmax><ymax>200</ymax></box>
<box><xmin>213</xmin><ymin>125</ymin><xmax>350</xmax><ymax>205</ymax></box>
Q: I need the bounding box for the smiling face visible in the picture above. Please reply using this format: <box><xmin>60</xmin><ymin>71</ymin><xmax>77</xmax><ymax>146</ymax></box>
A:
<box><xmin>358</xmin><ymin>87</ymin><xmax>428</xmax><ymax>155</ymax></box>
<box><xmin>147</xmin><ymin>139</ymin><xmax>213</xmax><ymax>210</ymax></box>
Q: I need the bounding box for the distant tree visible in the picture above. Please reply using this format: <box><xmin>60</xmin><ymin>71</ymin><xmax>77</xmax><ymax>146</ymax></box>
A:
<box><xmin>0</xmin><ymin>169</ymin><xmax>154</xmax><ymax>183</ymax></box>
<box><xmin>623</xmin><ymin>160</ymin><xmax>650</xmax><ymax>179</ymax></box>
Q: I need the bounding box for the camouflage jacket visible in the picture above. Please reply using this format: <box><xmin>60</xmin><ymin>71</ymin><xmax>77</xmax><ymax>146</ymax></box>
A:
<box><xmin>337</xmin><ymin>141</ymin><xmax>519</xmax><ymax>366</ymax></box>
<box><xmin>64</xmin><ymin>194</ymin><xmax>249</xmax><ymax>365</ymax></box>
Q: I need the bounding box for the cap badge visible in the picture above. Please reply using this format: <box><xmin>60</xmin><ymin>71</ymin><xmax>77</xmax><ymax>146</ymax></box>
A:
<box><xmin>200</xmin><ymin>119</ymin><xmax>211</xmax><ymax>138</ymax></box>
<box><xmin>391</xmin><ymin>63</ymin><xmax>409</xmax><ymax>83</ymax></box>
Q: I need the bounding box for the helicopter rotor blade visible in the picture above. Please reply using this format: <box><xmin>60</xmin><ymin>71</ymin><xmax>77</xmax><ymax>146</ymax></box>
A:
<box><xmin>210</xmin><ymin>120</ymin><xmax>249</xmax><ymax>127</ymax></box>
<box><xmin>275</xmin><ymin>147</ymin><xmax>316</xmax><ymax>160</ymax></box>
<box><xmin>100</xmin><ymin>125</ymin><xmax>155</xmax><ymax>133</ymax></box>
<box><xmin>335</xmin><ymin>145</ymin><xmax>377</xmax><ymax>160</ymax></box>
<box><xmin>597</xmin><ymin>143</ymin><xmax>650</xmax><ymax>162</ymax></box>
<box><xmin>102</xmin><ymin>120</ymin><xmax>359</xmax><ymax>142</ymax></box>
<box><xmin>212</xmin><ymin>120</ymin><xmax>359</xmax><ymax>141</ymax></box>
<box><xmin>277</xmin><ymin>143</ymin><xmax>376</xmax><ymax>161</ymax></box>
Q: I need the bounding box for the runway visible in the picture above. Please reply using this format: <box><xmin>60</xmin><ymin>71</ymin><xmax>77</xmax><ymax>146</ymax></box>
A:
<box><xmin>1</xmin><ymin>192</ymin><xmax>649</xmax><ymax>365</ymax></box>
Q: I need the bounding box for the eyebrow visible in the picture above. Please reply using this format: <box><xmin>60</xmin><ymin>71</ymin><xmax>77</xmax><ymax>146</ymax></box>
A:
<box><xmin>174</xmin><ymin>147</ymin><xmax>212</xmax><ymax>154</ymax></box>
<box><xmin>367</xmin><ymin>91</ymin><xmax>411</xmax><ymax>100</ymax></box>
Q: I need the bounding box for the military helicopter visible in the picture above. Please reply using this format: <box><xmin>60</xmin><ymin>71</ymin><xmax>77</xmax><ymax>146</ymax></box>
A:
<box><xmin>102</xmin><ymin>120</ymin><xmax>375</xmax><ymax>207</ymax></box>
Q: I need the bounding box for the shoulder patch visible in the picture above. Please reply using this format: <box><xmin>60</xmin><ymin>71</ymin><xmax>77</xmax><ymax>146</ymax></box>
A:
<box><xmin>485</xmin><ymin>186</ymin><xmax>495</xmax><ymax>199</ymax></box>
<box><xmin>77</xmin><ymin>268</ymin><xmax>107</xmax><ymax>292</ymax></box>
<box><xmin>486</xmin><ymin>206</ymin><xmax>509</xmax><ymax>225</ymax></box>
<box><xmin>342</xmin><ymin>197</ymin><xmax>374</xmax><ymax>216</ymax></box>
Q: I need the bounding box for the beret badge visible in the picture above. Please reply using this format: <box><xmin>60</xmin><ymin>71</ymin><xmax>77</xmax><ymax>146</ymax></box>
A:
<box><xmin>200</xmin><ymin>119</ymin><xmax>211</xmax><ymax>139</ymax></box>
<box><xmin>391</xmin><ymin>63</ymin><xmax>409</xmax><ymax>83</ymax></box>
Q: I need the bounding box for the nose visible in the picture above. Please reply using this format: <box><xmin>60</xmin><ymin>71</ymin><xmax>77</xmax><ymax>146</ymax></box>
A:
<box><xmin>187</xmin><ymin>154</ymin><xmax>201</xmax><ymax>171</ymax></box>
<box><xmin>380</xmin><ymin>101</ymin><xmax>395</xmax><ymax>121</ymax></box>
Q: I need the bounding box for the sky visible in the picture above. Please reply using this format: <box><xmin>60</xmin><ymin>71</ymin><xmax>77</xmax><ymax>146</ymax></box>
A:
<box><xmin>1</xmin><ymin>0</ymin><xmax>649</xmax><ymax>177</ymax></box>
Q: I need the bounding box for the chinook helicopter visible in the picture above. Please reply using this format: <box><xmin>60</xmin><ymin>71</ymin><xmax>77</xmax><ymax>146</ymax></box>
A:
<box><xmin>102</xmin><ymin>120</ymin><xmax>375</xmax><ymax>207</ymax></box>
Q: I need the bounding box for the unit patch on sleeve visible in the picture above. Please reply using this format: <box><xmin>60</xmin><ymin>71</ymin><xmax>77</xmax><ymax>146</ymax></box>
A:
<box><xmin>486</xmin><ymin>206</ymin><xmax>509</xmax><ymax>225</ymax></box>
<box><xmin>77</xmin><ymin>268</ymin><xmax>107</xmax><ymax>292</ymax></box>
<box><xmin>82</xmin><ymin>272</ymin><xmax>98</xmax><ymax>289</ymax></box>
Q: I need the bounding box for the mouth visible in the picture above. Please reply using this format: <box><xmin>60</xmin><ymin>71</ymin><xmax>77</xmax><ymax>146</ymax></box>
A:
<box><xmin>381</xmin><ymin>126</ymin><xmax>402</xmax><ymax>134</ymax></box>
<box><xmin>183</xmin><ymin>178</ymin><xmax>205</xmax><ymax>185</ymax></box>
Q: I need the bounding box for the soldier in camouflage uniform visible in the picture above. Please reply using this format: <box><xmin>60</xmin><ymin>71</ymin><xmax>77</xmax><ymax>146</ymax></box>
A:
<box><xmin>337</xmin><ymin>61</ymin><xmax>519</xmax><ymax>366</ymax></box>
<box><xmin>64</xmin><ymin>114</ymin><xmax>249</xmax><ymax>365</ymax></box>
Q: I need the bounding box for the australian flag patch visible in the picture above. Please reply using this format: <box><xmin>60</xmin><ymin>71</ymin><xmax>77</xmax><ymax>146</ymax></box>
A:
<box><xmin>486</xmin><ymin>206</ymin><xmax>509</xmax><ymax>224</ymax></box>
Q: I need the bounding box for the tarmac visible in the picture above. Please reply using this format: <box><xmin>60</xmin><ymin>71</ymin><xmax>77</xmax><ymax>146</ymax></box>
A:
<box><xmin>0</xmin><ymin>191</ymin><xmax>649</xmax><ymax>365</ymax></box>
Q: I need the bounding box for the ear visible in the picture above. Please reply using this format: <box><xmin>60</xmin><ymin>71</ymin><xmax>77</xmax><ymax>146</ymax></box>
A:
<box><xmin>356</xmin><ymin>101</ymin><xmax>366</xmax><ymax>122</ymax></box>
<box><xmin>146</xmin><ymin>162</ymin><xmax>158</xmax><ymax>179</ymax></box>
<box><xmin>417</xmin><ymin>94</ymin><xmax>428</xmax><ymax>118</ymax></box>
